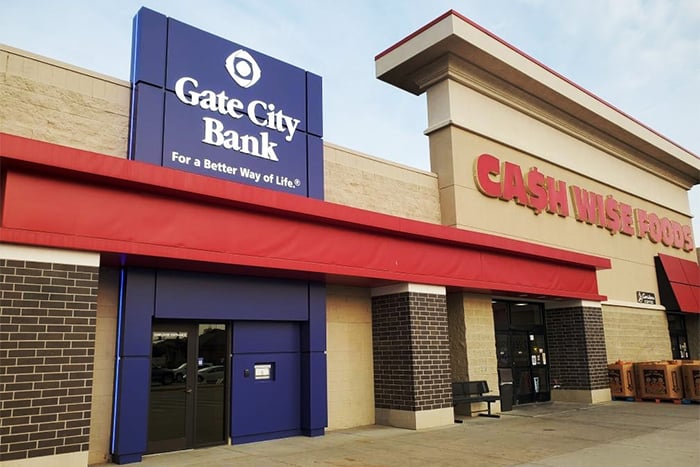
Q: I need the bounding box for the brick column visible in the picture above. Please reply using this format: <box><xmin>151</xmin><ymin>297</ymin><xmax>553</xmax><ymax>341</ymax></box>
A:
<box><xmin>545</xmin><ymin>301</ymin><xmax>611</xmax><ymax>403</ymax></box>
<box><xmin>0</xmin><ymin>249</ymin><xmax>99</xmax><ymax>464</ymax></box>
<box><xmin>371</xmin><ymin>284</ymin><xmax>453</xmax><ymax>429</ymax></box>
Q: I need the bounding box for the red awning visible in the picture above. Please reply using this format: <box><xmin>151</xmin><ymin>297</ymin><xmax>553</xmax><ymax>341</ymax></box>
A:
<box><xmin>0</xmin><ymin>133</ymin><xmax>610</xmax><ymax>301</ymax></box>
<box><xmin>657</xmin><ymin>253</ymin><xmax>700</xmax><ymax>313</ymax></box>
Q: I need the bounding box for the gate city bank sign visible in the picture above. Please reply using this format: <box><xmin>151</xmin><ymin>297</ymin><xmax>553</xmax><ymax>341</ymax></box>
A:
<box><xmin>129</xmin><ymin>8</ymin><xmax>324</xmax><ymax>198</ymax></box>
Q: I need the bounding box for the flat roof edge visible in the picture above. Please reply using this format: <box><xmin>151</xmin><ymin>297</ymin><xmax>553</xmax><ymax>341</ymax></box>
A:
<box><xmin>0</xmin><ymin>43</ymin><xmax>130</xmax><ymax>87</ymax></box>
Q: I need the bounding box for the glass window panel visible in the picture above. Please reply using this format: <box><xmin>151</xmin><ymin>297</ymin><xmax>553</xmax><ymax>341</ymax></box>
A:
<box><xmin>510</xmin><ymin>304</ymin><xmax>542</xmax><ymax>330</ymax></box>
<box><xmin>496</xmin><ymin>333</ymin><xmax>510</xmax><ymax>367</ymax></box>
<box><xmin>149</xmin><ymin>330</ymin><xmax>188</xmax><ymax>444</ymax></box>
<box><xmin>511</xmin><ymin>334</ymin><xmax>530</xmax><ymax>367</ymax></box>
<box><xmin>195</xmin><ymin>324</ymin><xmax>226</xmax><ymax>446</ymax></box>
<box><xmin>493</xmin><ymin>302</ymin><xmax>509</xmax><ymax>330</ymax></box>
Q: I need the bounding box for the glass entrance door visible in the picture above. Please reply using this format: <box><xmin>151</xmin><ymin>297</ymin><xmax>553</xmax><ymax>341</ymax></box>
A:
<box><xmin>494</xmin><ymin>301</ymin><xmax>550</xmax><ymax>405</ymax></box>
<box><xmin>667</xmin><ymin>313</ymin><xmax>690</xmax><ymax>359</ymax></box>
<box><xmin>526</xmin><ymin>332</ymin><xmax>550</xmax><ymax>402</ymax></box>
<box><xmin>148</xmin><ymin>322</ymin><xmax>228</xmax><ymax>454</ymax></box>
<box><xmin>511</xmin><ymin>332</ymin><xmax>534</xmax><ymax>404</ymax></box>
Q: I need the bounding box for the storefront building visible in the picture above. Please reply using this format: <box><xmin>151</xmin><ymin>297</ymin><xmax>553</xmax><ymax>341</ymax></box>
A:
<box><xmin>1</xmin><ymin>8</ymin><xmax>698</xmax><ymax>467</ymax></box>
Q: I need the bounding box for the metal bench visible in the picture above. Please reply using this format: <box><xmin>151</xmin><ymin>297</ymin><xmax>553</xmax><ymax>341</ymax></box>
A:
<box><xmin>452</xmin><ymin>380</ymin><xmax>500</xmax><ymax>419</ymax></box>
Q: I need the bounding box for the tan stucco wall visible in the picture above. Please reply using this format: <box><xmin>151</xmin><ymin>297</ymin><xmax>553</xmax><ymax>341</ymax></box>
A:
<box><xmin>602</xmin><ymin>305</ymin><xmax>672</xmax><ymax>363</ymax></box>
<box><xmin>88</xmin><ymin>267</ymin><xmax>119</xmax><ymax>465</ymax></box>
<box><xmin>324</xmin><ymin>143</ymin><xmax>441</xmax><ymax>223</ymax></box>
<box><xmin>429</xmin><ymin>123</ymin><xmax>696</xmax><ymax>305</ymax></box>
<box><xmin>426</xmin><ymin>75</ymin><xmax>695</xmax><ymax>216</ymax></box>
<box><xmin>326</xmin><ymin>285</ymin><xmax>375</xmax><ymax>430</ymax></box>
<box><xmin>0</xmin><ymin>45</ymin><xmax>130</xmax><ymax>158</ymax></box>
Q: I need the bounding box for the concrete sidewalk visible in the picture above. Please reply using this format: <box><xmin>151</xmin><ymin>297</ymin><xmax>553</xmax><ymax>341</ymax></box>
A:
<box><xmin>137</xmin><ymin>401</ymin><xmax>700</xmax><ymax>466</ymax></box>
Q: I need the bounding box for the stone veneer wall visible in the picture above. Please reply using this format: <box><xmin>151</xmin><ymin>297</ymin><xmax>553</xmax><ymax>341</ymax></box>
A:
<box><xmin>0</xmin><ymin>259</ymin><xmax>98</xmax><ymax>462</ymax></box>
<box><xmin>447</xmin><ymin>293</ymin><xmax>499</xmax><ymax>415</ymax></box>
<box><xmin>371</xmin><ymin>292</ymin><xmax>451</xmax><ymax>411</ymax></box>
<box><xmin>326</xmin><ymin>286</ymin><xmax>375</xmax><ymax>430</ymax></box>
<box><xmin>545</xmin><ymin>306</ymin><xmax>609</xmax><ymax>390</ymax></box>
<box><xmin>0</xmin><ymin>45</ymin><xmax>130</xmax><ymax>158</ymax></box>
<box><xmin>324</xmin><ymin>143</ymin><xmax>441</xmax><ymax>224</ymax></box>
<box><xmin>601</xmin><ymin>305</ymin><xmax>672</xmax><ymax>362</ymax></box>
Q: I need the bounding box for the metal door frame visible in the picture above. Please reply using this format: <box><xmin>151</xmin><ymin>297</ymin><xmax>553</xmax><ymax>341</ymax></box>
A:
<box><xmin>493</xmin><ymin>301</ymin><xmax>550</xmax><ymax>405</ymax></box>
<box><xmin>147</xmin><ymin>321</ymin><xmax>230</xmax><ymax>454</ymax></box>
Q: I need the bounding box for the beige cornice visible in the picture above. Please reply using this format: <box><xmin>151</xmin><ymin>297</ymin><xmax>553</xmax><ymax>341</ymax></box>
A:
<box><xmin>376</xmin><ymin>11</ymin><xmax>699</xmax><ymax>188</ymax></box>
<box><xmin>414</xmin><ymin>54</ymin><xmax>695</xmax><ymax>189</ymax></box>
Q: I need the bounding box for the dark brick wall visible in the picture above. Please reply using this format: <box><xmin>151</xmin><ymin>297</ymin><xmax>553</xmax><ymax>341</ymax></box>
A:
<box><xmin>372</xmin><ymin>292</ymin><xmax>452</xmax><ymax>412</ymax></box>
<box><xmin>545</xmin><ymin>306</ymin><xmax>608</xmax><ymax>390</ymax></box>
<box><xmin>0</xmin><ymin>259</ymin><xmax>98</xmax><ymax>462</ymax></box>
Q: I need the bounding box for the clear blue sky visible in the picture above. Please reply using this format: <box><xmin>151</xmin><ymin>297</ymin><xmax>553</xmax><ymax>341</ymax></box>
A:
<box><xmin>2</xmin><ymin>0</ymin><xmax>698</xmax><ymax>237</ymax></box>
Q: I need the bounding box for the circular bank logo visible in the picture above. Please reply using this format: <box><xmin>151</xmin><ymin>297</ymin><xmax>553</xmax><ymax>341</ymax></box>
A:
<box><xmin>225</xmin><ymin>49</ymin><xmax>261</xmax><ymax>88</ymax></box>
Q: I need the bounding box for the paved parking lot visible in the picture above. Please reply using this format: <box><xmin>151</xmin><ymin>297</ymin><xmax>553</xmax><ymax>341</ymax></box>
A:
<box><xmin>137</xmin><ymin>401</ymin><xmax>700</xmax><ymax>466</ymax></box>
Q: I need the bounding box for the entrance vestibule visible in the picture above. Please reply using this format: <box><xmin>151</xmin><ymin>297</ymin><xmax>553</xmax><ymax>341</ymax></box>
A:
<box><xmin>494</xmin><ymin>301</ymin><xmax>550</xmax><ymax>405</ymax></box>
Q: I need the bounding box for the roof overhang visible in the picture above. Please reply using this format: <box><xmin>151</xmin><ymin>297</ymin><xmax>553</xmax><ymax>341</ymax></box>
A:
<box><xmin>0</xmin><ymin>132</ymin><xmax>610</xmax><ymax>301</ymax></box>
<box><xmin>375</xmin><ymin>10</ymin><xmax>699</xmax><ymax>186</ymax></box>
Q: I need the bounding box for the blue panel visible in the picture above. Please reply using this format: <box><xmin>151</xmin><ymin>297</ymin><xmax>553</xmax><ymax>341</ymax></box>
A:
<box><xmin>112</xmin><ymin>453</ymin><xmax>142</xmax><ymax>465</ymax></box>
<box><xmin>233</xmin><ymin>321</ymin><xmax>300</xmax><ymax>354</ymax></box>
<box><xmin>309</xmin><ymin>282</ymin><xmax>326</xmax><ymax>350</ymax></box>
<box><xmin>306</xmin><ymin>72</ymin><xmax>323</xmax><ymax>137</ymax></box>
<box><xmin>231</xmin><ymin>351</ymin><xmax>301</xmax><ymax>441</ymax></box>
<box><xmin>160</xmin><ymin>18</ymin><xmax>311</xmax><ymax>195</ymax></box>
<box><xmin>307</xmin><ymin>135</ymin><xmax>324</xmax><ymax>200</ymax></box>
<box><xmin>165</xmin><ymin>19</ymin><xmax>307</xmax><ymax>124</ymax></box>
<box><xmin>129</xmin><ymin>8</ymin><xmax>324</xmax><ymax>199</ymax></box>
<box><xmin>121</xmin><ymin>269</ymin><xmax>155</xmax><ymax>357</ymax></box>
<box><xmin>300</xmin><ymin>351</ymin><xmax>328</xmax><ymax>433</ymax></box>
<box><xmin>301</xmin><ymin>282</ymin><xmax>326</xmax><ymax>352</ymax></box>
<box><xmin>129</xmin><ymin>83</ymin><xmax>165</xmax><ymax>164</ymax></box>
<box><xmin>231</xmin><ymin>429</ymin><xmax>302</xmax><ymax>445</ymax></box>
<box><xmin>112</xmin><ymin>356</ymin><xmax>150</xmax><ymax>462</ymax></box>
<box><xmin>154</xmin><ymin>271</ymin><xmax>308</xmax><ymax>321</ymax></box>
<box><xmin>130</xmin><ymin>8</ymin><xmax>167</xmax><ymax>87</ymax></box>
<box><xmin>161</xmin><ymin>91</ymin><xmax>308</xmax><ymax>194</ymax></box>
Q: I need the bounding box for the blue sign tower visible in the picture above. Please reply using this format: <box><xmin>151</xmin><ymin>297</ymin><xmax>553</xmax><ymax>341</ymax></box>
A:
<box><xmin>111</xmin><ymin>8</ymin><xmax>327</xmax><ymax>464</ymax></box>
<box><xmin>129</xmin><ymin>8</ymin><xmax>323</xmax><ymax>198</ymax></box>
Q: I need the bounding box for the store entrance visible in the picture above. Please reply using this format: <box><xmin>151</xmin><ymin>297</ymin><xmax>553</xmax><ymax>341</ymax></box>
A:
<box><xmin>494</xmin><ymin>301</ymin><xmax>550</xmax><ymax>405</ymax></box>
<box><xmin>667</xmin><ymin>313</ymin><xmax>690</xmax><ymax>359</ymax></box>
<box><xmin>148</xmin><ymin>322</ymin><xmax>229</xmax><ymax>454</ymax></box>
